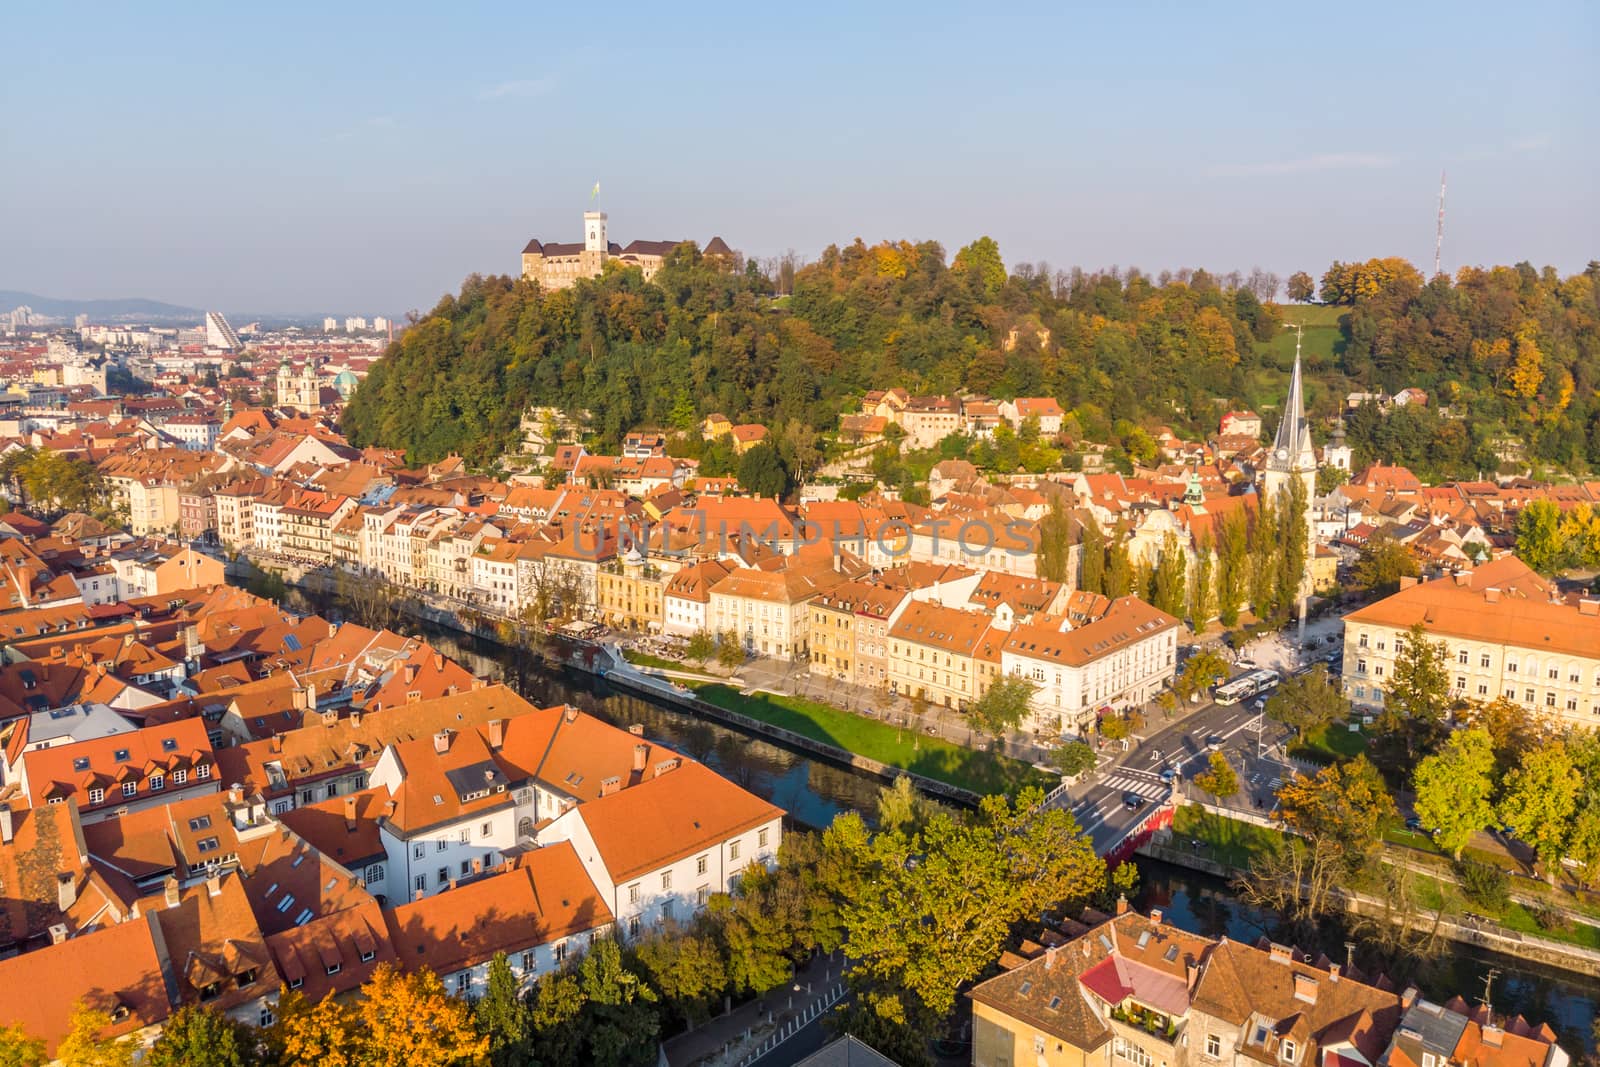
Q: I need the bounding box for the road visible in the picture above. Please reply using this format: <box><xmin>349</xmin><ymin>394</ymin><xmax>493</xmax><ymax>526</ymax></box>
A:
<box><xmin>1053</xmin><ymin>690</ymin><xmax>1301</xmax><ymax>853</ymax></box>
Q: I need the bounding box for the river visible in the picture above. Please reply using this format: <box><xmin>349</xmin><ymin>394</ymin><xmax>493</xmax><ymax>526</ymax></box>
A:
<box><xmin>268</xmin><ymin>582</ymin><xmax>1599</xmax><ymax>1051</ymax></box>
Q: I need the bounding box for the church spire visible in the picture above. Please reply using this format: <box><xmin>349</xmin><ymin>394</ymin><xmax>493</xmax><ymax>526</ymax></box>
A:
<box><xmin>1269</xmin><ymin>324</ymin><xmax>1315</xmax><ymax>473</ymax></box>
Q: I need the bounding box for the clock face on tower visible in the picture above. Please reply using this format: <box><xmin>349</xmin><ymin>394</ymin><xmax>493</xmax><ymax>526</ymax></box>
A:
<box><xmin>1276</xmin><ymin>447</ymin><xmax>1288</xmax><ymax>461</ymax></box>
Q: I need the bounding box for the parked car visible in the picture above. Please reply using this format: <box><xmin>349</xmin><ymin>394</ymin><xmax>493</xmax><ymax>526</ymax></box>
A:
<box><xmin>1205</xmin><ymin>735</ymin><xmax>1224</xmax><ymax>751</ymax></box>
<box><xmin>1123</xmin><ymin>793</ymin><xmax>1146</xmax><ymax>810</ymax></box>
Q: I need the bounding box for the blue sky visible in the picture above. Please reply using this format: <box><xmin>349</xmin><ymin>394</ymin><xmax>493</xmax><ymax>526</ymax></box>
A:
<box><xmin>2</xmin><ymin>1</ymin><xmax>1594</xmax><ymax>314</ymax></box>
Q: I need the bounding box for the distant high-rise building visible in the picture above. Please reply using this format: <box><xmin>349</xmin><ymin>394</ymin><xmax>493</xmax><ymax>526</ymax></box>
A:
<box><xmin>344</xmin><ymin>316</ymin><xmax>368</xmax><ymax>332</ymax></box>
<box><xmin>204</xmin><ymin>311</ymin><xmax>242</xmax><ymax>351</ymax></box>
<box><xmin>74</xmin><ymin>313</ymin><xmax>89</xmax><ymax>329</ymax></box>
<box><xmin>323</xmin><ymin>316</ymin><xmax>339</xmax><ymax>332</ymax></box>
<box><xmin>372</xmin><ymin>316</ymin><xmax>390</xmax><ymax>332</ymax></box>
<box><xmin>7</xmin><ymin>306</ymin><xmax>34</xmax><ymax>329</ymax></box>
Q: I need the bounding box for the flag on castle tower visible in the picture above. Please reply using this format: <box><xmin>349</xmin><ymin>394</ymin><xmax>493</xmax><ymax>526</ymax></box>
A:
<box><xmin>590</xmin><ymin>182</ymin><xmax>600</xmax><ymax>200</ymax></box>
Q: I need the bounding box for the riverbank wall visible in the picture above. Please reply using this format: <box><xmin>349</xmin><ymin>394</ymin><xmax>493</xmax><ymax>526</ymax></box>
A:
<box><xmin>231</xmin><ymin>554</ymin><xmax>982</xmax><ymax>808</ymax></box>
<box><xmin>1138</xmin><ymin>834</ymin><xmax>1600</xmax><ymax>980</ymax></box>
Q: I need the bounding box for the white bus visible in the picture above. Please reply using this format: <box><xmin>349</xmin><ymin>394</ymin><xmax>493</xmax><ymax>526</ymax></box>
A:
<box><xmin>1213</xmin><ymin>668</ymin><xmax>1281</xmax><ymax>705</ymax></box>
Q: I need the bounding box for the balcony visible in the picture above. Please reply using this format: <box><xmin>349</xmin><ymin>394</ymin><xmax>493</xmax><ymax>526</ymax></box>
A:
<box><xmin>1110</xmin><ymin>1003</ymin><xmax>1181</xmax><ymax>1045</ymax></box>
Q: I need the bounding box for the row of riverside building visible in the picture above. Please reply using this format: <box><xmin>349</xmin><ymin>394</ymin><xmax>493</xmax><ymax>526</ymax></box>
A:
<box><xmin>0</xmin><ymin>524</ymin><xmax>781</xmax><ymax>1060</ymax></box>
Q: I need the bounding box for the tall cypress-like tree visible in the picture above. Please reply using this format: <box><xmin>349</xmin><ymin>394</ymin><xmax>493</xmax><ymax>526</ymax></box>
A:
<box><xmin>1079</xmin><ymin>519</ymin><xmax>1106</xmax><ymax>594</ymax></box>
<box><xmin>1216</xmin><ymin>512</ymin><xmax>1246</xmax><ymax>627</ymax></box>
<box><xmin>1190</xmin><ymin>538</ymin><xmax>1216</xmax><ymax>626</ymax></box>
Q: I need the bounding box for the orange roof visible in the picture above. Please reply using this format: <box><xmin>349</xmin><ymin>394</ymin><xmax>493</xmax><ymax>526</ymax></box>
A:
<box><xmin>0</xmin><ymin>920</ymin><xmax>171</xmax><ymax>1055</ymax></box>
<box><xmin>1003</xmin><ymin>596</ymin><xmax>1181</xmax><ymax>668</ymax></box>
<box><xmin>384</xmin><ymin>841</ymin><xmax>612</xmax><ymax>975</ymax></box>
<box><xmin>265</xmin><ymin>895</ymin><xmax>395</xmax><ymax>1004</ymax></box>
<box><xmin>1343</xmin><ymin>556</ymin><xmax>1600</xmax><ymax>659</ymax></box>
<box><xmin>20</xmin><ymin>717</ymin><xmax>216</xmax><ymax>815</ymax></box>
<box><xmin>576</xmin><ymin>760</ymin><xmax>781</xmax><ymax>882</ymax></box>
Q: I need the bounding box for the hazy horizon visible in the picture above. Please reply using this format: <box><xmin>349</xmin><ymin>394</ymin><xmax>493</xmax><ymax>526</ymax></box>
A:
<box><xmin>4</xmin><ymin>2</ymin><xmax>1595</xmax><ymax>314</ymax></box>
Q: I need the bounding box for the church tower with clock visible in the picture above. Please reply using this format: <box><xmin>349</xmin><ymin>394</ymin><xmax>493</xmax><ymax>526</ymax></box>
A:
<box><xmin>1261</xmin><ymin>326</ymin><xmax>1319</xmax><ymax>612</ymax></box>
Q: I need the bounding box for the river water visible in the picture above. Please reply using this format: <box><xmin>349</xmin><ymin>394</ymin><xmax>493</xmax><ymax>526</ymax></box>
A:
<box><xmin>271</xmin><ymin>584</ymin><xmax>1599</xmax><ymax>1051</ymax></box>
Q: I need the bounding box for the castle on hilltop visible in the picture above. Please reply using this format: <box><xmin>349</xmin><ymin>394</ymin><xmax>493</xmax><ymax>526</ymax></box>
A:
<box><xmin>520</xmin><ymin>208</ymin><xmax>732</xmax><ymax>289</ymax></box>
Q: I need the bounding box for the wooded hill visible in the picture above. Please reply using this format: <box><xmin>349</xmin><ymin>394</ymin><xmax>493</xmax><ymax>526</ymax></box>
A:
<box><xmin>341</xmin><ymin>241</ymin><xmax>1600</xmax><ymax>480</ymax></box>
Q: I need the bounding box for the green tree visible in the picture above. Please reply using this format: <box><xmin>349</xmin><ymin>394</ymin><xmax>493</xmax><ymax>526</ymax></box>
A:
<box><xmin>709</xmin><ymin>873</ymin><xmax>793</xmax><ymax>996</ymax></box>
<box><xmin>952</xmin><ymin>236</ymin><xmax>1007</xmax><ymax>297</ymax></box>
<box><xmin>1265</xmin><ymin>665</ymin><xmax>1347</xmax><ymax>742</ymax></box>
<box><xmin>1286</xmin><ymin>271</ymin><xmax>1316</xmax><ymax>302</ymax></box>
<box><xmin>1150</xmin><ymin>532</ymin><xmax>1187</xmax><ymax>618</ymax></box>
<box><xmin>969</xmin><ymin>674</ymin><xmax>1037</xmax><ymax>735</ymax></box>
<box><xmin>146</xmin><ymin>1005</ymin><xmax>259</xmax><ymax>1067</ymax></box>
<box><xmin>1499</xmin><ymin>742</ymin><xmax>1581</xmax><ymax>883</ymax></box>
<box><xmin>1105</xmin><ymin>537</ymin><xmax>1133</xmax><ymax>598</ymax></box>
<box><xmin>716</xmin><ymin>630</ymin><xmax>745</xmax><ymax>669</ymax></box>
<box><xmin>1216</xmin><ymin>511</ymin><xmax>1247</xmax><ymax>627</ymax></box>
<box><xmin>1382</xmin><ymin>623</ymin><xmax>1452</xmax><ymax>761</ymax></box>
<box><xmin>1176</xmin><ymin>648</ymin><xmax>1229</xmax><ymax>701</ymax></box>
<box><xmin>1514</xmin><ymin>498</ymin><xmax>1566</xmax><ymax>573</ymax></box>
<box><xmin>736</xmin><ymin>442</ymin><xmax>789</xmax><ymax>499</ymax></box>
<box><xmin>840</xmin><ymin>790</ymin><xmax>1103</xmax><ymax>1016</ymax></box>
<box><xmin>634</xmin><ymin>926</ymin><xmax>727</xmax><ymax>1028</ymax></box>
<box><xmin>1078</xmin><ymin>519</ymin><xmax>1106</xmax><ymax>594</ymax></box>
<box><xmin>1194</xmin><ymin>751</ymin><xmax>1239</xmax><ymax>799</ymax></box>
<box><xmin>1412</xmin><ymin>726</ymin><xmax>1497</xmax><ymax>860</ymax></box>
<box><xmin>684</xmin><ymin>630</ymin><xmax>715</xmax><ymax>667</ymax></box>
<box><xmin>575</xmin><ymin>938</ymin><xmax>659</xmax><ymax>1066</ymax></box>
<box><xmin>1036</xmin><ymin>497</ymin><xmax>1074</xmax><ymax>583</ymax></box>
<box><xmin>1274</xmin><ymin>475</ymin><xmax>1309</xmax><ymax>611</ymax></box>
<box><xmin>1352</xmin><ymin>531</ymin><xmax>1418</xmax><ymax>595</ymax></box>
<box><xmin>874</xmin><ymin>775</ymin><xmax>935</xmax><ymax>836</ymax></box>
<box><xmin>1190</xmin><ymin>542</ymin><xmax>1216</xmax><ymax>626</ymax></box>
<box><xmin>1049</xmin><ymin>741</ymin><xmax>1097</xmax><ymax>778</ymax></box>
<box><xmin>528</xmin><ymin>971</ymin><xmax>586</xmax><ymax>1066</ymax></box>
<box><xmin>474</xmin><ymin>953</ymin><xmax>532</xmax><ymax>1067</ymax></box>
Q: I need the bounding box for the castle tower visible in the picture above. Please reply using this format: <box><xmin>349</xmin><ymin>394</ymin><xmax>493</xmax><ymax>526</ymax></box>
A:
<box><xmin>579</xmin><ymin>209</ymin><xmax>608</xmax><ymax>278</ymax></box>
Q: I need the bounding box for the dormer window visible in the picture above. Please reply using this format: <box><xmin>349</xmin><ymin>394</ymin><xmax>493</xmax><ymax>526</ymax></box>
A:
<box><xmin>1253</xmin><ymin>1025</ymin><xmax>1270</xmax><ymax>1045</ymax></box>
<box><xmin>1282</xmin><ymin>1040</ymin><xmax>1297</xmax><ymax>1063</ymax></box>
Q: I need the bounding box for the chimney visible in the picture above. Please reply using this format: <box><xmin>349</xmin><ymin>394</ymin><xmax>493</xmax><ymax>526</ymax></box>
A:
<box><xmin>1484</xmin><ymin>587</ymin><xmax>1500</xmax><ymax>604</ymax></box>
<box><xmin>57</xmin><ymin>873</ymin><xmax>77</xmax><ymax>912</ymax></box>
<box><xmin>0</xmin><ymin>804</ymin><xmax>12</xmax><ymax>845</ymax></box>
<box><xmin>1401</xmin><ymin>985</ymin><xmax>1419</xmax><ymax>1010</ymax></box>
<box><xmin>433</xmin><ymin>730</ymin><xmax>451</xmax><ymax>754</ymax></box>
<box><xmin>1115</xmin><ymin>894</ymin><xmax>1130</xmax><ymax>916</ymax></box>
<box><xmin>414</xmin><ymin>889</ymin><xmax>425</xmax><ymax>902</ymax></box>
<box><xmin>1149</xmin><ymin>907</ymin><xmax>1163</xmax><ymax>925</ymax></box>
<box><xmin>1482</xmin><ymin>1026</ymin><xmax>1504</xmax><ymax>1048</ymax></box>
<box><xmin>343</xmin><ymin>795</ymin><xmax>357</xmax><ymax>822</ymax></box>
<box><xmin>633</xmin><ymin>744</ymin><xmax>648</xmax><ymax>772</ymax></box>
<box><xmin>404</xmin><ymin>662</ymin><xmax>419</xmax><ymax>685</ymax></box>
<box><xmin>599</xmin><ymin>776</ymin><xmax>622</xmax><ymax>797</ymax></box>
<box><xmin>293</xmin><ymin>686</ymin><xmax>307</xmax><ymax>710</ymax></box>
<box><xmin>349</xmin><ymin>709</ymin><xmax>362</xmax><ymax>729</ymax></box>
<box><xmin>48</xmin><ymin>923</ymin><xmax>69</xmax><ymax>945</ymax></box>
<box><xmin>206</xmin><ymin>872</ymin><xmax>222</xmax><ymax>897</ymax></box>
<box><xmin>1269</xmin><ymin>942</ymin><xmax>1293</xmax><ymax>964</ymax></box>
<box><xmin>163</xmin><ymin>876</ymin><xmax>180</xmax><ymax>909</ymax></box>
<box><xmin>328</xmin><ymin>621</ymin><xmax>338</xmax><ymax>639</ymax></box>
<box><xmin>1293</xmin><ymin>973</ymin><xmax>1319</xmax><ymax>1004</ymax></box>
<box><xmin>1399</xmin><ymin>576</ymin><xmax>1419</xmax><ymax>590</ymax></box>
<box><xmin>1328</xmin><ymin>963</ymin><xmax>1341</xmax><ymax>983</ymax></box>
<box><xmin>486</xmin><ymin>718</ymin><xmax>506</xmax><ymax>749</ymax></box>
<box><xmin>432</xmin><ymin>651</ymin><xmax>443</xmax><ymax>671</ymax></box>
<box><xmin>1045</xmin><ymin>945</ymin><xmax>1058</xmax><ymax>971</ymax></box>
<box><xmin>1454</xmin><ymin>571</ymin><xmax>1471</xmax><ymax>587</ymax></box>
<box><xmin>564</xmin><ymin>706</ymin><xmax>579</xmax><ymax>724</ymax></box>
<box><xmin>228</xmin><ymin>784</ymin><xmax>243</xmax><ymax>804</ymax></box>
<box><xmin>1580</xmin><ymin>598</ymin><xmax>1600</xmax><ymax>617</ymax></box>
<box><xmin>628</xmin><ymin>723</ymin><xmax>645</xmax><ymax>737</ymax></box>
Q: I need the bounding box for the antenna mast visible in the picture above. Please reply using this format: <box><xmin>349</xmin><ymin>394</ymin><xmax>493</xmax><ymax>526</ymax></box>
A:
<box><xmin>1434</xmin><ymin>170</ymin><xmax>1447</xmax><ymax>278</ymax></box>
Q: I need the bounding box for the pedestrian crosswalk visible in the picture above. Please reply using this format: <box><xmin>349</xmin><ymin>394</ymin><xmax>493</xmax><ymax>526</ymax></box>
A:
<box><xmin>1101</xmin><ymin>773</ymin><xmax>1170</xmax><ymax>800</ymax></box>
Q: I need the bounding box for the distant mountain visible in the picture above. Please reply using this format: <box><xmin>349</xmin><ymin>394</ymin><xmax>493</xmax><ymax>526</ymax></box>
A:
<box><xmin>0</xmin><ymin>290</ymin><xmax>203</xmax><ymax>322</ymax></box>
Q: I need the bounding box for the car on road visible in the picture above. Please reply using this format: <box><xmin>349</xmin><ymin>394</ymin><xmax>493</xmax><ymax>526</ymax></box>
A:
<box><xmin>1251</xmin><ymin>697</ymin><xmax>1268</xmax><ymax>711</ymax></box>
<box><xmin>1159</xmin><ymin>767</ymin><xmax>1178</xmax><ymax>784</ymax></box>
<box><xmin>1123</xmin><ymin>793</ymin><xmax>1146</xmax><ymax>810</ymax></box>
<box><xmin>1205</xmin><ymin>734</ymin><xmax>1224</xmax><ymax>751</ymax></box>
<box><xmin>1404</xmin><ymin>816</ymin><xmax>1423</xmax><ymax>832</ymax></box>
